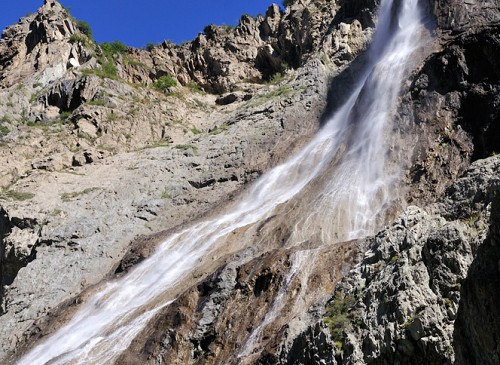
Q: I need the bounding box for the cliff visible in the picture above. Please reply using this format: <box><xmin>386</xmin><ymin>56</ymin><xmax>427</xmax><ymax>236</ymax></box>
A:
<box><xmin>0</xmin><ymin>0</ymin><xmax>499</xmax><ymax>364</ymax></box>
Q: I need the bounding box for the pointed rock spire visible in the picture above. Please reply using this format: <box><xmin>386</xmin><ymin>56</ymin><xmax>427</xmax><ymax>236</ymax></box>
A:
<box><xmin>0</xmin><ymin>0</ymin><xmax>92</xmax><ymax>88</ymax></box>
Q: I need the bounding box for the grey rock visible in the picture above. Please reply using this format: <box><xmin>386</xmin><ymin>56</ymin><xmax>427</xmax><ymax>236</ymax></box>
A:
<box><xmin>453</xmin><ymin>193</ymin><xmax>500</xmax><ymax>365</ymax></box>
<box><xmin>328</xmin><ymin>155</ymin><xmax>500</xmax><ymax>365</ymax></box>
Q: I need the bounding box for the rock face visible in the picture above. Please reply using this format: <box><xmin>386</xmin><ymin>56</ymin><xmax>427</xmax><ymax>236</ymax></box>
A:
<box><xmin>0</xmin><ymin>0</ymin><xmax>499</xmax><ymax>364</ymax></box>
<box><xmin>426</xmin><ymin>0</ymin><xmax>500</xmax><ymax>34</ymax></box>
<box><xmin>122</xmin><ymin>0</ymin><xmax>373</xmax><ymax>93</ymax></box>
<box><xmin>329</xmin><ymin>156</ymin><xmax>499</xmax><ymax>365</ymax></box>
<box><xmin>399</xmin><ymin>23</ymin><xmax>500</xmax><ymax>204</ymax></box>
<box><xmin>0</xmin><ymin>0</ymin><xmax>91</xmax><ymax>88</ymax></box>
<box><xmin>290</xmin><ymin>1</ymin><xmax>500</xmax><ymax>363</ymax></box>
<box><xmin>0</xmin><ymin>63</ymin><xmax>330</xmax><ymax>361</ymax></box>
<box><xmin>453</xmin><ymin>192</ymin><xmax>500</xmax><ymax>365</ymax></box>
<box><xmin>104</xmin><ymin>155</ymin><xmax>499</xmax><ymax>365</ymax></box>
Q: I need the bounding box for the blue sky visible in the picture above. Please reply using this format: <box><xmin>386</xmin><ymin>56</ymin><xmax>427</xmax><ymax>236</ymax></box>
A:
<box><xmin>0</xmin><ymin>1</ymin><xmax>280</xmax><ymax>47</ymax></box>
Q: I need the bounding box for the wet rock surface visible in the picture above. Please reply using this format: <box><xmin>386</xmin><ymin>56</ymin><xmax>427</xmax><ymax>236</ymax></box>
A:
<box><xmin>114</xmin><ymin>241</ymin><xmax>363</xmax><ymax>365</ymax></box>
<box><xmin>283</xmin><ymin>155</ymin><xmax>499</xmax><ymax>365</ymax></box>
<box><xmin>398</xmin><ymin>24</ymin><xmax>500</xmax><ymax>205</ymax></box>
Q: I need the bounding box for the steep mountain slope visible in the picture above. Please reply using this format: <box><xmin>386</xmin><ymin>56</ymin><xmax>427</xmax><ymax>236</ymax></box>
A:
<box><xmin>0</xmin><ymin>0</ymin><xmax>372</xmax><ymax>361</ymax></box>
<box><xmin>0</xmin><ymin>0</ymin><xmax>499</xmax><ymax>364</ymax></box>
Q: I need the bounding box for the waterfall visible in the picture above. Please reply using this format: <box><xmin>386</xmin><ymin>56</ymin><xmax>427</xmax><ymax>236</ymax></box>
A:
<box><xmin>17</xmin><ymin>0</ymin><xmax>429</xmax><ymax>363</ymax></box>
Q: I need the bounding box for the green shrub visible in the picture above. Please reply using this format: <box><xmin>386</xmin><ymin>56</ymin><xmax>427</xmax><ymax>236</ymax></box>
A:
<box><xmin>146</xmin><ymin>42</ymin><xmax>155</xmax><ymax>51</ymax></box>
<box><xmin>388</xmin><ymin>253</ymin><xmax>401</xmax><ymax>264</ymax></box>
<box><xmin>222</xmin><ymin>24</ymin><xmax>235</xmax><ymax>31</ymax></box>
<box><xmin>203</xmin><ymin>24</ymin><xmax>215</xmax><ymax>35</ymax></box>
<box><xmin>268</xmin><ymin>61</ymin><xmax>291</xmax><ymax>84</ymax></box>
<box><xmin>101</xmin><ymin>41</ymin><xmax>128</xmax><ymax>59</ymax></box>
<box><xmin>61</xmin><ymin>188</ymin><xmax>97</xmax><ymax>202</ymax></box>
<box><xmin>0</xmin><ymin>124</ymin><xmax>10</xmax><ymax>136</ymax></box>
<box><xmin>60</xmin><ymin>111</ymin><xmax>72</xmax><ymax>120</ymax></box>
<box><xmin>269</xmin><ymin>72</ymin><xmax>283</xmax><ymax>85</ymax></box>
<box><xmin>123</xmin><ymin>56</ymin><xmax>144</xmax><ymax>67</ymax></box>
<box><xmin>323</xmin><ymin>292</ymin><xmax>355</xmax><ymax>342</ymax></box>
<box><xmin>209</xmin><ymin>124</ymin><xmax>229</xmax><ymax>135</ymax></box>
<box><xmin>86</xmin><ymin>98</ymin><xmax>106</xmax><ymax>106</ymax></box>
<box><xmin>99</xmin><ymin>60</ymin><xmax>118</xmax><ymax>79</ymax></box>
<box><xmin>175</xmin><ymin>144</ymin><xmax>198</xmax><ymax>155</ymax></box>
<box><xmin>154</xmin><ymin>75</ymin><xmax>177</xmax><ymax>92</ymax></box>
<box><xmin>106</xmin><ymin>112</ymin><xmax>118</xmax><ymax>122</ymax></box>
<box><xmin>69</xmin><ymin>33</ymin><xmax>87</xmax><ymax>45</ymax></box>
<box><xmin>280</xmin><ymin>61</ymin><xmax>290</xmax><ymax>72</ymax></box>
<box><xmin>76</xmin><ymin>20</ymin><xmax>93</xmax><ymax>38</ymax></box>
<box><xmin>187</xmin><ymin>81</ymin><xmax>205</xmax><ymax>93</ymax></box>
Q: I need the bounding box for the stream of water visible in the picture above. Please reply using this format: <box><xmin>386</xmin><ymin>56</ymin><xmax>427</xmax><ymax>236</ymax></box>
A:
<box><xmin>18</xmin><ymin>0</ymin><xmax>429</xmax><ymax>363</ymax></box>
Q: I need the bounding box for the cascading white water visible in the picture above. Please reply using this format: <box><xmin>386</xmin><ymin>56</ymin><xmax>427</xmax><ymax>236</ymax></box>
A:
<box><xmin>18</xmin><ymin>1</ymin><xmax>429</xmax><ymax>363</ymax></box>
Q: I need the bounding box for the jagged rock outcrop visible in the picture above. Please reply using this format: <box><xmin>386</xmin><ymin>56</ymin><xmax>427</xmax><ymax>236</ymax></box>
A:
<box><xmin>111</xmin><ymin>240</ymin><xmax>363</xmax><ymax>365</ymax></box>
<box><xmin>0</xmin><ymin>0</ymin><xmax>92</xmax><ymax>88</ymax></box>
<box><xmin>280</xmin><ymin>2</ymin><xmax>500</xmax><ymax>363</ymax></box>
<box><xmin>122</xmin><ymin>0</ymin><xmax>373</xmax><ymax>93</ymax></box>
<box><xmin>399</xmin><ymin>19</ymin><xmax>500</xmax><ymax>205</ymax></box>
<box><xmin>0</xmin><ymin>0</ymin><xmax>376</xmax><ymax>189</ymax></box>
<box><xmin>425</xmin><ymin>0</ymin><xmax>500</xmax><ymax>34</ymax></box>
<box><xmin>0</xmin><ymin>61</ymin><xmax>332</xmax><ymax>361</ymax></box>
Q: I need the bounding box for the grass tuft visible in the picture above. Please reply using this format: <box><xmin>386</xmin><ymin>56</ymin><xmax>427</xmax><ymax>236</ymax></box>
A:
<box><xmin>0</xmin><ymin>189</ymin><xmax>35</xmax><ymax>201</ymax></box>
<box><xmin>61</xmin><ymin>188</ymin><xmax>98</xmax><ymax>202</ymax></box>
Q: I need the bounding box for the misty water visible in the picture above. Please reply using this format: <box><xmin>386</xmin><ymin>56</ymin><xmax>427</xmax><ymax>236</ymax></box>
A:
<box><xmin>18</xmin><ymin>0</ymin><xmax>429</xmax><ymax>363</ymax></box>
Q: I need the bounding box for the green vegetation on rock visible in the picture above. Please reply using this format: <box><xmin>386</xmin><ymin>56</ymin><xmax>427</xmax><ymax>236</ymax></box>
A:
<box><xmin>83</xmin><ymin>60</ymin><xmax>118</xmax><ymax>79</ymax></box>
<box><xmin>101</xmin><ymin>41</ymin><xmax>127</xmax><ymax>59</ymax></box>
<box><xmin>0</xmin><ymin>189</ymin><xmax>35</xmax><ymax>201</ymax></box>
<box><xmin>154</xmin><ymin>75</ymin><xmax>177</xmax><ymax>92</ymax></box>
<box><xmin>324</xmin><ymin>291</ymin><xmax>355</xmax><ymax>343</ymax></box>
<box><xmin>175</xmin><ymin>144</ymin><xmax>198</xmax><ymax>155</ymax></box>
<box><xmin>187</xmin><ymin>81</ymin><xmax>204</xmax><ymax>93</ymax></box>
<box><xmin>86</xmin><ymin>98</ymin><xmax>106</xmax><ymax>107</ymax></box>
<box><xmin>69</xmin><ymin>33</ymin><xmax>89</xmax><ymax>46</ymax></box>
<box><xmin>0</xmin><ymin>123</ymin><xmax>10</xmax><ymax>137</ymax></box>
<box><xmin>61</xmin><ymin>188</ymin><xmax>98</xmax><ymax>202</ymax></box>
<box><xmin>76</xmin><ymin>20</ymin><xmax>92</xmax><ymax>38</ymax></box>
<box><xmin>161</xmin><ymin>190</ymin><xmax>172</xmax><ymax>199</ymax></box>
